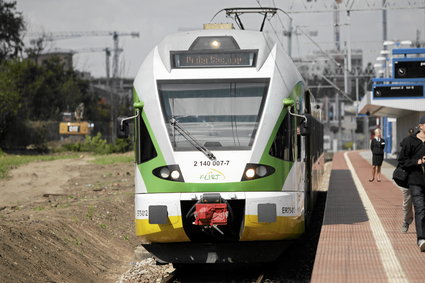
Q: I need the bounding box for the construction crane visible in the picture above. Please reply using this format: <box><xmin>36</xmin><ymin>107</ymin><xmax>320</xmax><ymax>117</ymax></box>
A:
<box><xmin>27</xmin><ymin>31</ymin><xmax>139</xmax><ymax>78</ymax></box>
<box><xmin>71</xmin><ymin>47</ymin><xmax>124</xmax><ymax>143</ymax></box>
<box><xmin>40</xmin><ymin>46</ymin><xmax>122</xmax><ymax>79</ymax></box>
<box><xmin>74</xmin><ymin>47</ymin><xmax>122</xmax><ymax>80</ymax></box>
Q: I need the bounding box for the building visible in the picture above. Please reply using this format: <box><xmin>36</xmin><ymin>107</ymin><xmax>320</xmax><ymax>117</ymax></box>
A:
<box><xmin>36</xmin><ymin>49</ymin><xmax>74</xmax><ymax>71</ymax></box>
<box><xmin>358</xmin><ymin>47</ymin><xmax>425</xmax><ymax>154</ymax></box>
<box><xmin>295</xmin><ymin>49</ymin><xmax>369</xmax><ymax>151</ymax></box>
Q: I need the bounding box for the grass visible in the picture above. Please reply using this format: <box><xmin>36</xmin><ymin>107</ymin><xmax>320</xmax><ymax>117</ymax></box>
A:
<box><xmin>74</xmin><ymin>238</ymin><xmax>82</xmax><ymax>246</ymax></box>
<box><xmin>33</xmin><ymin>206</ymin><xmax>45</xmax><ymax>211</ymax></box>
<box><xmin>92</xmin><ymin>152</ymin><xmax>134</xmax><ymax>165</ymax></box>
<box><xmin>86</xmin><ymin>206</ymin><xmax>96</xmax><ymax>220</ymax></box>
<box><xmin>0</xmin><ymin>151</ymin><xmax>133</xmax><ymax>180</ymax></box>
<box><xmin>71</xmin><ymin>216</ymin><xmax>79</xmax><ymax>223</ymax></box>
<box><xmin>0</xmin><ymin>153</ymin><xmax>79</xmax><ymax>179</ymax></box>
<box><xmin>56</xmin><ymin>203</ymin><xmax>70</xmax><ymax>209</ymax></box>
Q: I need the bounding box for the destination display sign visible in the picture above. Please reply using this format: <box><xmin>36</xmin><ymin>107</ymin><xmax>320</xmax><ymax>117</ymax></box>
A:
<box><xmin>394</xmin><ymin>60</ymin><xmax>425</xmax><ymax>79</ymax></box>
<box><xmin>373</xmin><ymin>84</ymin><xmax>424</xmax><ymax>98</ymax></box>
<box><xmin>172</xmin><ymin>50</ymin><xmax>257</xmax><ymax>68</ymax></box>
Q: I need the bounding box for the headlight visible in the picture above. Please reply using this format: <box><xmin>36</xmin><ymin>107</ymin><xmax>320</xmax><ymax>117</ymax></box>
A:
<box><xmin>210</xmin><ymin>40</ymin><xmax>221</xmax><ymax>49</ymax></box>
<box><xmin>152</xmin><ymin>165</ymin><xmax>184</xmax><ymax>182</ymax></box>
<box><xmin>255</xmin><ymin>166</ymin><xmax>267</xmax><ymax>177</ymax></box>
<box><xmin>241</xmin><ymin>164</ymin><xmax>275</xmax><ymax>181</ymax></box>
<box><xmin>170</xmin><ymin>170</ymin><xmax>180</xmax><ymax>180</ymax></box>
<box><xmin>245</xmin><ymin>168</ymin><xmax>255</xmax><ymax>179</ymax></box>
<box><xmin>159</xmin><ymin>167</ymin><xmax>170</xmax><ymax>179</ymax></box>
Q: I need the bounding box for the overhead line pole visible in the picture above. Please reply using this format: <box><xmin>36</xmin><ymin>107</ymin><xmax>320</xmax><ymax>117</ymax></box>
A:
<box><xmin>287</xmin><ymin>18</ymin><xmax>293</xmax><ymax>57</ymax></box>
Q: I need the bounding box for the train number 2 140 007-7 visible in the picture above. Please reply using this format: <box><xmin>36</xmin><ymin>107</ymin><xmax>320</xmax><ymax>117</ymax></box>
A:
<box><xmin>193</xmin><ymin>160</ymin><xmax>230</xmax><ymax>167</ymax></box>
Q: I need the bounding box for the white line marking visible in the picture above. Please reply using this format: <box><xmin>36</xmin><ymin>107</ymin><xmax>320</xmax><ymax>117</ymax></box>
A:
<box><xmin>344</xmin><ymin>152</ymin><xmax>408</xmax><ymax>283</ymax></box>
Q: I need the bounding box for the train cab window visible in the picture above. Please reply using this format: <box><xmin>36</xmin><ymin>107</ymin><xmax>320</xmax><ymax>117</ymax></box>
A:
<box><xmin>158</xmin><ymin>79</ymin><xmax>269</xmax><ymax>151</ymax></box>
<box><xmin>135</xmin><ymin>113</ymin><xmax>157</xmax><ymax>164</ymax></box>
<box><xmin>269</xmin><ymin>114</ymin><xmax>296</xmax><ymax>162</ymax></box>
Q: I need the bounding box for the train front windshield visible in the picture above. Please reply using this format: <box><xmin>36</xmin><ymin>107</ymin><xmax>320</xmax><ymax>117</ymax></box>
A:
<box><xmin>158</xmin><ymin>79</ymin><xmax>269</xmax><ymax>151</ymax></box>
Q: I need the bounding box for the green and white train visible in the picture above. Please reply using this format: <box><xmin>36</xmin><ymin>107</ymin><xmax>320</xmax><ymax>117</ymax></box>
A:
<box><xmin>119</xmin><ymin>22</ymin><xmax>324</xmax><ymax>264</ymax></box>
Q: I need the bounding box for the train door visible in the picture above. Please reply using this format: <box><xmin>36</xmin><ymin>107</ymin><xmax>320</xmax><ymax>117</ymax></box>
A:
<box><xmin>303</xmin><ymin>90</ymin><xmax>313</xmax><ymax>228</ymax></box>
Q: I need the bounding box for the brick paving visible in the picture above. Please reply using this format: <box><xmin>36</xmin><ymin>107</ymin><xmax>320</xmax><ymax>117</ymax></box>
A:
<box><xmin>311</xmin><ymin>151</ymin><xmax>425</xmax><ymax>283</ymax></box>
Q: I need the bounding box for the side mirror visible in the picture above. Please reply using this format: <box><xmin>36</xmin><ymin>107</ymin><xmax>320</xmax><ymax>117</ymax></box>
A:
<box><xmin>116</xmin><ymin>108</ymin><xmax>141</xmax><ymax>139</ymax></box>
<box><xmin>300</xmin><ymin>113</ymin><xmax>312</xmax><ymax>136</ymax></box>
<box><xmin>283</xmin><ymin>98</ymin><xmax>309</xmax><ymax>135</ymax></box>
<box><xmin>117</xmin><ymin>117</ymin><xmax>130</xmax><ymax>138</ymax></box>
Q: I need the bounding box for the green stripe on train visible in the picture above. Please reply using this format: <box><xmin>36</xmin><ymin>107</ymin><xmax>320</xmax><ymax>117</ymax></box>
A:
<box><xmin>258</xmin><ymin>81</ymin><xmax>305</xmax><ymax>190</ymax></box>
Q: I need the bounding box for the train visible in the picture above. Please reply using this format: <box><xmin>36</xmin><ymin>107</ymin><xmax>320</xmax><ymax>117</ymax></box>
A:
<box><xmin>119</xmin><ymin>18</ymin><xmax>324</xmax><ymax>264</ymax></box>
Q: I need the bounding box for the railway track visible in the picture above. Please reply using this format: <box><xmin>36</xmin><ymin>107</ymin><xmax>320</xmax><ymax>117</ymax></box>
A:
<box><xmin>161</xmin><ymin>270</ymin><xmax>268</xmax><ymax>283</ymax></box>
<box><xmin>161</xmin><ymin>272</ymin><xmax>177</xmax><ymax>283</ymax></box>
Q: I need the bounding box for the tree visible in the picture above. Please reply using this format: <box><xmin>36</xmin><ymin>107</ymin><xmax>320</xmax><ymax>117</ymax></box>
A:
<box><xmin>9</xmin><ymin>56</ymin><xmax>101</xmax><ymax>121</ymax></box>
<box><xmin>0</xmin><ymin>59</ymin><xmax>20</xmax><ymax>137</ymax></box>
<box><xmin>0</xmin><ymin>56</ymin><xmax>110</xmax><ymax>148</ymax></box>
<box><xmin>0</xmin><ymin>0</ymin><xmax>25</xmax><ymax>62</ymax></box>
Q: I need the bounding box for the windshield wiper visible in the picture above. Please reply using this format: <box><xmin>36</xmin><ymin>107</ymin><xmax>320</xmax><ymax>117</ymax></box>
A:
<box><xmin>169</xmin><ymin>117</ymin><xmax>216</xmax><ymax>161</ymax></box>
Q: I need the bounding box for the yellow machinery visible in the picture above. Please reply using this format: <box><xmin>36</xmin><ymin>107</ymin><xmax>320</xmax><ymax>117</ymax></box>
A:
<box><xmin>59</xmin><ymin>121</ymin><xmax>91</xmax><ymax>135</ymax></box>
<box><xmin>59</xmin><ymin>103</ymin><xmax>92</xmax><ymax>135</ymax></box>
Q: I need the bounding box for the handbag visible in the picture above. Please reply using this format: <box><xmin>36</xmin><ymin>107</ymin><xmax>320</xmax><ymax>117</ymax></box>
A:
<box><xmin>392</xmin><ymin>165</ymin><xmax>409</xmax><ymax>188</ymax></box>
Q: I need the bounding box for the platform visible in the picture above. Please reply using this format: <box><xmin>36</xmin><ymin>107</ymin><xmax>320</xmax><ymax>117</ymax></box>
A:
<box><xmin>311</xmin><ymin>151</ymin><xmax>425</xmax><ymax>283</ymax></box>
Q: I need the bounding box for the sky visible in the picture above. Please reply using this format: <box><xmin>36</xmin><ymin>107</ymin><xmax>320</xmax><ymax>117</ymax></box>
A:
<box><xmin>16</xmin><ymin>0</ymin><xmax>425</xmax><ymax>78</ymax></box>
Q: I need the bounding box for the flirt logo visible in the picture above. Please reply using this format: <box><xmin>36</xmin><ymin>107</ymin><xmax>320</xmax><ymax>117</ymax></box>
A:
<box><xmin>199</xmin><ymin>168</ymin><xmax>226</xmax><ymax>181</ymax></box>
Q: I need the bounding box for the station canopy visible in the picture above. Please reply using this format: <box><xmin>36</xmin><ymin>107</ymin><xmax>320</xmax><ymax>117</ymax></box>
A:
<box><xmin>358</xmin><ymin>92</ymin><xmax>425</xmax><ymax>118</ymax></box>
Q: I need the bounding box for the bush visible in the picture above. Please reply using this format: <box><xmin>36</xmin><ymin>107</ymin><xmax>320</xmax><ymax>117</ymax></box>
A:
<box><xmin>61</xmin><ymin>133</ymin><xmax>131</xmax><ymax>154</ymax></box>
<box><xmin>113</xmin><ymin>137</ymin><xmax>132</xmax><ymax>153</ymax></box>
<box><xmin>0</xmin><ymin>119</ymin><xmax>51</xmax><ymax>151</ymax></box>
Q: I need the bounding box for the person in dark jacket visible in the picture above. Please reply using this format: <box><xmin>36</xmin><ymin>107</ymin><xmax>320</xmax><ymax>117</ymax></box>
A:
<box><xmin>398</xmin><ymin>115</ymin><xmax>425</xmax><ymax>252</ymax></box>
<box><xmin>399</xmin><ymin>128</ymin><xmax>415</xmax><ymax>233</ymax></box>
<box><xmin>370</xmin><ymin>128</ymin><xmax>385</xmax><ymax>182</ymax></box>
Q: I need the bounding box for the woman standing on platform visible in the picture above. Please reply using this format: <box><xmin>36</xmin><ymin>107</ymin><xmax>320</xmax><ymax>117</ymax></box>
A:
<box><xmin>369</xmin><ymin>128</ymin><xmax>385</xmax><ymax>182</ymax></box>
<box><xmin>398</xmin><ymin>115</ymin><xmax>425</xmax><ymax>252</ymax></box>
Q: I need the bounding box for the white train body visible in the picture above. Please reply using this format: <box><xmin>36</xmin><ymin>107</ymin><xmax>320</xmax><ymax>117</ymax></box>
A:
<box><xmin>129</xmin><ymin>27</ymin><xmax>324</xmax><ymax>263</ymax></box>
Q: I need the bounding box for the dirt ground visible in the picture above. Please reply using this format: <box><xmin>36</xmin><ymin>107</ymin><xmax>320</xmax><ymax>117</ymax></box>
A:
<box><xmin>0</xmin><ymin>153</ymin><xmax>141</xmax><ymax>283</ymax></box>
<box><xmin>0</xmin><ymin>154</ymin><xmax>332</xmax><ymax>283</ymax></box>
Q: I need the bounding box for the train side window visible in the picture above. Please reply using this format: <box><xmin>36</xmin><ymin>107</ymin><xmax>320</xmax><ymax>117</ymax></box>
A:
<box><xmin>297</xmin><ymin>118</ymin><xmax>302</xmax><ymax>161</ymax></box>
<box><xmin>307</xmin><ymin>116</ymin><xmax>324</xmax><ymax>163</ymax></box>
<box><xmin>135</xmin><ymin>113</ymin><xmax>157</xmax><ymax>164</ymax></box>
<box><xmin>269</xmin><ymin>114</ymin><xmax>295</xmax><ymax>162</ymax></box>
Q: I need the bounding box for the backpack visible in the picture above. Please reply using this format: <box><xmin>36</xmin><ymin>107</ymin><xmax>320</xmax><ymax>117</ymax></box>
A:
<box><xmin>393</xmin><ymin>135</ymin><xmax>422</xmax><ymax>189</ymax></box>
<box><xmin>392</xmin><ymin>165</ymin><xmax>409</xmax><ymax>188</ymax></box>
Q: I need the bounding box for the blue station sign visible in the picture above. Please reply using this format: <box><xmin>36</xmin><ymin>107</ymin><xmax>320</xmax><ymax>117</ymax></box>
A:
<box><xmin>393</xmin><ymin>58</ymin><xmax>425</xmax><ymax>79</ymax></box>
<box><xmin>373</xmin><ymin>83</ymin><xmax>424</xmax><ymax>99</ymax></box>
